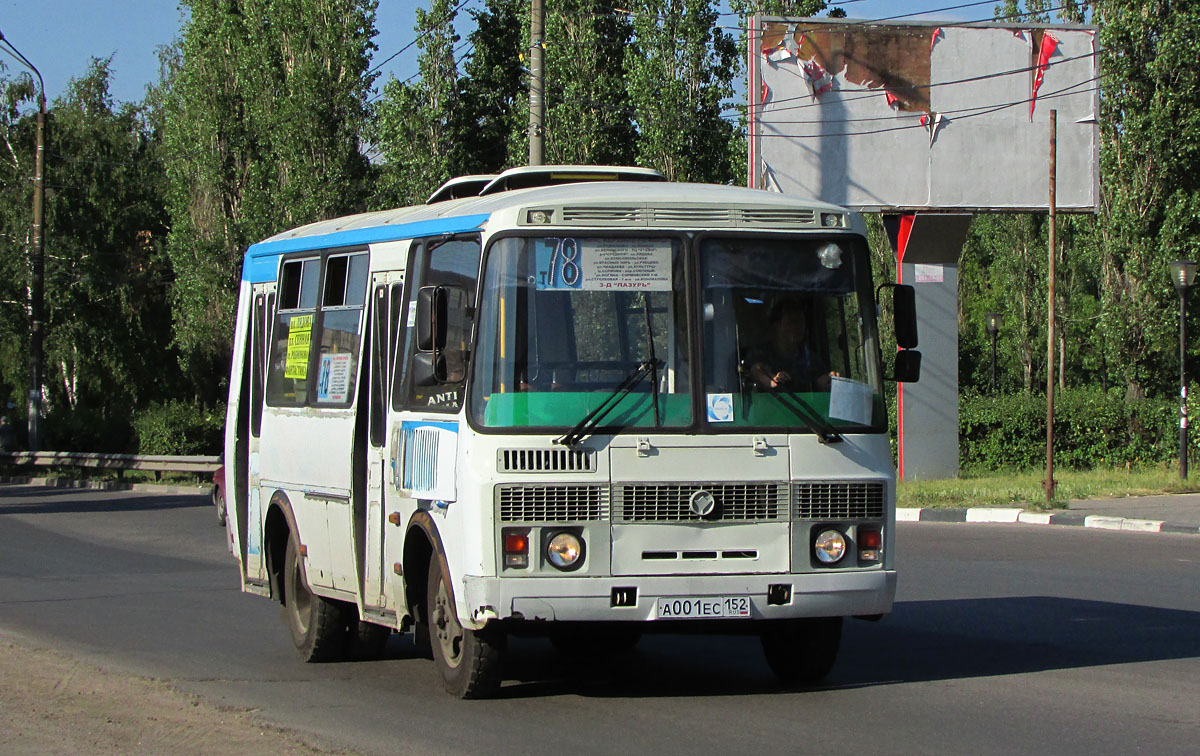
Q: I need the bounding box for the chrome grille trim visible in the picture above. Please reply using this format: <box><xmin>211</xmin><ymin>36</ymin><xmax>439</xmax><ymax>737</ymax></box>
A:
<box><xmin>497</xmin><ymin>448</ymin><xmax>596</xmax><ymax>473</ymax></box>
<box><xmin>497</xmin><ymin>484</ymin><xmax>609</xmax><ymax>522</ymax></box>
<box><xmin>614</xmin><ymin>483</ymin><xmax>788</xmax><ymax>523</ymax></box>
<box><xmin>793</xmin><ymin>481</ymin><xmax>886</xmax><ymax>520</ymax></box>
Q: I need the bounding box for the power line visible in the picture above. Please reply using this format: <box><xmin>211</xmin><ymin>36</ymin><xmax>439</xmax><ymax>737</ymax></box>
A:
<box><xmin>751</xmin><ymin>76</ymin><xmax>1101</xmax><ymax>138</ymax></box>
<box><xmin>368</xmin><ymin>0</ymin><xmax>477</xmax><ymax>76</ymax></box>
<box><xmin>753</xmin><ymin>47</ymin><xmax>1102</xmax><ymax>116</ymax></box>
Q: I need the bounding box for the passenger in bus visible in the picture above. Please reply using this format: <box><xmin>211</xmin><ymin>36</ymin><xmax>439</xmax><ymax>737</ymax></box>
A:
<box><xmin>748</xmin><ymin>298</ymin><xmax>836</xmax><ymax>392</ymax></box>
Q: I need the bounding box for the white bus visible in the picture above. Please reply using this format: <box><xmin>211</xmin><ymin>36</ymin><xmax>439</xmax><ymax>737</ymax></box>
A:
<box><xmin>223</xmin><ymin>166</ymin><xmax>920</xmax><ymax>698</ymax></box>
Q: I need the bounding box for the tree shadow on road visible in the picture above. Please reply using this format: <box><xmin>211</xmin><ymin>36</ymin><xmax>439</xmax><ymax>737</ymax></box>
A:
<box><xmin>0</xmin><ymin>485</ymin><xmax>207</xmax><ymax>514</ymax></box>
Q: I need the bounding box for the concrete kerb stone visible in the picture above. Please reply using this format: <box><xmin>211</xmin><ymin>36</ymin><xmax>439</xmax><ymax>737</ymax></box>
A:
<box><xmin>898</xmin><ymin>507</ymin><xmax>1200</xmax><ymax>535</ymax></box>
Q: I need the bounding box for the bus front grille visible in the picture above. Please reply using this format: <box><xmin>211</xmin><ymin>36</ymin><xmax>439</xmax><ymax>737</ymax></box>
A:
<box><xmin>497</xmin><ymin>484</ymin><xmax>610</xmax><ymax>522</ymax></box>
<box><xmin>614</xmin><ymin>483</ymin><xmax>788</xmax><ymax>523</ymax></box>
<box><xmin>794</xmin><ymin>481</ymin><xmax>886</xmax><ymax>520</ymax></box>
<box><xmin>497</xmin><ymin>448</ymin><xmax>596</xmax><ymax>473</ymax></box>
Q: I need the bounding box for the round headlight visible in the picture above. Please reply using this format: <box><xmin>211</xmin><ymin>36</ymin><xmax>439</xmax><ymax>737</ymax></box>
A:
<box><xmin>814</xmin><ymin>529</ymin><xmax>847</xmax><ymax>564</ymax></box>
<box><xmin>546</xmin><ymin>532</ymin><xmax>583</xmax><ymax>569</ymax></box>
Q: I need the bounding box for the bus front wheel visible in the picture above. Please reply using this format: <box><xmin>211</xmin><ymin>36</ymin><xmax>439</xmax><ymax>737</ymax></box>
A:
<box><xmin>427</xmin><ymin>554</ymin><xmax>504</xmax><ymax>698</ymax></box>
<box><xmin>283</xmin><ymin>536</ymin><xmax>347</xmax><ymax>662</ymax></box>
<box><xmin>760</xmin><ymin>617</ymin><xmax>842</xmax><ymax>684</ymax></box>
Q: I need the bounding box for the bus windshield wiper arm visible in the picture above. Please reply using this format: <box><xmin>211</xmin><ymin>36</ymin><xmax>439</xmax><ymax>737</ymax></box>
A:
<box><xmin>642</xmin><ymin>295</ymin><xmax>661</xmax><ymax>428</ymax></box>
<box><xmin>775</xmin><ymin>393</ymin><xmax>843</xmax><ymax>444</ymax></box>
<box><xmin>554</xmin><ymin>359</ymin><xmax>663</xmax><ymax>447</ymax></box>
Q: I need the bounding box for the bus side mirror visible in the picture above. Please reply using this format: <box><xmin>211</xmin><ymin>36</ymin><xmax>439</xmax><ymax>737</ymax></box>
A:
<box><xmin>893</xmin><ymin>285</ymin><xmax>918</xmax><ymax>349</ymax></box>
<box><xmin>892</xmin><ymin>349</ymin><xmax>921</xmax><ymax>383</ymax></box>
<box><xmin>412</xmin><ymin>351</ymin><xmax>448</xmax><ymax>386</ymax></box>
<box><xmin>416</xmin><ymin>286</ymin><xmax>447</xmax><ymax>352</ymax></box>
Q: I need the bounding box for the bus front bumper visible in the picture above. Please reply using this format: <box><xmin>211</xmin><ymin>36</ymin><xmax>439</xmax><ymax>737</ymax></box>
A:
<box><xmin>461</xmin><ymin>569</ymin><xmax>896</xmax><ymax>627</ymax></box>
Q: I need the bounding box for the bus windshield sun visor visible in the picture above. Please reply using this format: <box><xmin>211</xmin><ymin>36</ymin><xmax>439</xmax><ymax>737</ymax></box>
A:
<box><xmin>553</xmin><ymin>358</ymin><xmax>664</xmax><ymax>448</ymax></box>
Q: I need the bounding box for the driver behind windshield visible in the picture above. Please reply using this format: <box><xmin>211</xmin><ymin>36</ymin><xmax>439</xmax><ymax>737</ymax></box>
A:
<box><xmin>748</xmin><ymin>297</ymin><xmax>837</xmax><ymax>392</ymax></box>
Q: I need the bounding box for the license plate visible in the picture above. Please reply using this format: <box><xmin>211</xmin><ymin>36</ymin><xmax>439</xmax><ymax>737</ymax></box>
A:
<box><xmin>655</xmin><ymin>596</ymin><xmax>751</xmax><ymax>619</ymax></box>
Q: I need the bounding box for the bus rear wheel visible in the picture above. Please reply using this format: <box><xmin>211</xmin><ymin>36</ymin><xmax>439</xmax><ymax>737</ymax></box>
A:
<box><xmin>427</xmin><ymin>554</ymin><xmax>504</xmax><ymax>698</ymax></box>
<box><xmin>283</xmin><ymin>536</ymin><xmax>347</xmax><ymax>662</ymax></box>
<box><xmin>760</xmin><ymin>617</ymin><xmax>842</xmax><ymax>684</ymax></box>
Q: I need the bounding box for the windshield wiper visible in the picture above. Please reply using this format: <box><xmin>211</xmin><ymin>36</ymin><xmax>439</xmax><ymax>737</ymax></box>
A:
<box><xmin>774</xmin><ymin>392</ymin><xmax>843</xmax><ymax>444</ymax></box>
<box><xmin>554</xmin><ymin>359</ymin><xmax>663</xmax><ymax>448</ymax></box>
<box><xmin>641</xmin><ymin>295</ymin><xmax>661</xmax><ymax>427</ymax></box>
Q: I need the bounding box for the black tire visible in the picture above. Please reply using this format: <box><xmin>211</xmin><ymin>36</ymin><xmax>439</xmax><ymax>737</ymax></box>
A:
<box><xmin>345</xmin><ymin>618</ymin><xmax>391</xmax><ymax>661</ymax></box>
<box><xmin>550</xmin><ymin>625</ymin><xmax>642</xmax><ymax>657</ymax></box>
<box><xmin>760</xmin><ymin>617</ymin><xmax>843</xmax><ymax>684</ymax></box>
<box><xmin>282</xmin><ymin>536</ymin><xmax>348</xmax><ymax>662</ymax></box>
<box><xmin>427</xmin><ymin>554</ymin><xmax>505</xmax><ymax>698</ymax></box>
<box><xmin>213</xmin><ymin>487</ymin><xmax>227</xmax><ymax>527</ymax></box>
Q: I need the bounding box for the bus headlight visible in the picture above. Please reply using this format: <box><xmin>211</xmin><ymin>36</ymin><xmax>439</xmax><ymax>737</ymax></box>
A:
<box><xmin>814</xmin><ymin>529</ymin><xmax>847</xmax><ymax>564</ymax></box>
<box><xmin>546</xmin><ymin>532</ymin><xmax>584</xmax><ymax>570</ymax></box>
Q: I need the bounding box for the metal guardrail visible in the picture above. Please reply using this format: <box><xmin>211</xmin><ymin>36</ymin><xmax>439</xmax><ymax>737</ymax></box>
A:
<box><xmin>0</xmin><ymin>451</ymin><xmax>220</xmax><ymax>481</ymax></box>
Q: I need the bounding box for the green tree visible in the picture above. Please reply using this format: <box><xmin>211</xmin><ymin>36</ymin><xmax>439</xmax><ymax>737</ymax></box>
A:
<box><xmin>0</xmin><ymin>61</ymin><xmax>40</xmax><ymax>429</ymax></box>
<box><xmin>0</xmin><ymin>59</ymin><xmax>174</xmax><ymax>449</ymax></box>
<box><xmin>542</xmin><ymin>0</ymin><xmax>637</xmax><ymax>165</ymax></box>
<box><xmin>625</xmin><ymin>0</ymin><xmax>740</xmax><ymax>182</ymax></box>
<box><xmin>453</xmin><ymin>0</ymin><xmax>527</xmax><ymax>174</ymax></box>
<box><xmin>165</xmin><ymin>0</ymin><xmax>377</xmax><ymax>401</ymax></box>
<box><xmin>372</xmin><ymin>0</ymin><xmax>460</xmax><ymax>206</ymax></box>
<box><xmin>1092</xmin><ymin>0</ymin><xmax>1200</xmax><ymax>399</ymax></box>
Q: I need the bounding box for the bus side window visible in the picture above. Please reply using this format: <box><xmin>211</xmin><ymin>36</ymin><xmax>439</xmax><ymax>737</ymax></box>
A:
<box><xmin>250</xmin><ymin>293</ymin><xmax>269</xmax><ymax>437</ymax></box>
<box><xmin>313</xmin><ymin>253</ymin><xmax>368</xmax><ymax>406</ymax></box>
<box><xmin>369</xmin><ymin>284</ymin><xmax>388</xmax><ymax>447</ymax></box>
<box><xmin>394</xmin><ymin>237</ymin><xmax>481</xmax><ymax>412</ymax></box>
<box><xmin>266</xmin><ymin>258</ymin><xmax>320</xmax><ymax>406</ymax></box>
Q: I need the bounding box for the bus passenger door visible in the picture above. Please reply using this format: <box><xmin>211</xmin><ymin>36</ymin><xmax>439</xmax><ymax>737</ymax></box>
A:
<box><xmin>363</xmin><ymin>277</ymin><xmax>398</xmax><ymax>609</ymax></box>
<box><xmin>244</xmin><ymin>286</ymin><xmax>273</xmax><ymax>585</ymax></box>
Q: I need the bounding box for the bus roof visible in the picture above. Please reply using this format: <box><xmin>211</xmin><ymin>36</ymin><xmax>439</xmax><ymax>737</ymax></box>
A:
<box><xmin>242</xmin><ymin>179</ymin><xmax>854</xmax><ymax>282</ymax></box>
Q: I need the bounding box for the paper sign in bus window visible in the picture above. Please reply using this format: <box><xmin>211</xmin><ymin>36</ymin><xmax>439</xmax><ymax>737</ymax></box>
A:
<box><xmin>828</xmin><ymin>376</ymin><xmax>873</xmax><ymax>425</ymax></box>
<box><xmin>317</xmin><ymin>352</ymin><xmax>353</xmax><ymax>403</ymax></box>
<box><xmin>536</xmin><ymin>238</ymin><xmax>672</xmax><ymax>291</ymax></box>
<box><xmin>284</xmin><ymin>314</ymin><xmax>313</xmax><ymax>379</ymax></box>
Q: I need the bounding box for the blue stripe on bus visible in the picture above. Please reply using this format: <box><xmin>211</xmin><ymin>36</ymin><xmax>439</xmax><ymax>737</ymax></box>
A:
<box><xmin>241</xmin><ymin>213</ymin><xmax>490</xmax><ymax>283</ymax></box>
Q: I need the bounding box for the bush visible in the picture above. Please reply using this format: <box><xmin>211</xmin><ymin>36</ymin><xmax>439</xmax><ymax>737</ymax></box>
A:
<box><xmin>959</xmin><ymin>386</ymin><xmax>1187</xmax><ymax>471</ymax></box>
<box><xmin>131</xmin><ymin>401</ymin><xmax>225</xmax><ymax>456</ymax></box>
<box><xmin>43</xmin><ymin>406</ymin><xmax>134</xmax><ymax>453</ymax></box>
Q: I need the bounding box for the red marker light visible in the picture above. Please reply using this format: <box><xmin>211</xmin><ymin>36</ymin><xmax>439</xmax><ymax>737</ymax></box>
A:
<box><xmin>504</xmin><ymin>531</ymin><xmax>529</xmax><ymax>554</ymax></box>
<box><xmin>503</xmin><ymin>529</ymin><xmax>530</xmax><ymax>569</ymax></box>
<box><xmin>859</xmin><ymin>529</ymin><xmax>882</xmax><ymax>550</ymax></box>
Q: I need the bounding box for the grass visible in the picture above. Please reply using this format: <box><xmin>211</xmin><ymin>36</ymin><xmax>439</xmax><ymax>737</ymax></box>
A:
<box><xmin>899</xmin><ymin>466</ymin><xmax>1200</xmax><ymax>510</ymax></box>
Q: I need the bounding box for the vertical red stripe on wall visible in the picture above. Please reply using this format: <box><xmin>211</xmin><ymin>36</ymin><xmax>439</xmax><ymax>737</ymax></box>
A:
<box><xmin>895</xmin><ymin>214</ymin><xmax>915</xmax><ymax>480</ymax></box>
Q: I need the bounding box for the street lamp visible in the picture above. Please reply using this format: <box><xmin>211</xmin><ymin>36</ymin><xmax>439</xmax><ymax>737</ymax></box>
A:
<box><xmin>1169</xmin><ymin>260</ymin><xmax>1198</xmax><ymax>479</ymax></box>
<box><xmin>0</xmin><ymin>30</ymin><xmax>47</xmax><ymax>451</ymax></box>
<box><xmin>986</xmin><ymin>312</ymin><xmax>1000</xmax><ymax>394</ymax></box>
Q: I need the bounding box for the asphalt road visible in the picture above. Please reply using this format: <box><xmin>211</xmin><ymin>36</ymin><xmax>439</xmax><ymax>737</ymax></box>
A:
<box><xmin>1</xmin><ymin>484</ymin><xmax>1198</xmax><ymax>756</ymax></box>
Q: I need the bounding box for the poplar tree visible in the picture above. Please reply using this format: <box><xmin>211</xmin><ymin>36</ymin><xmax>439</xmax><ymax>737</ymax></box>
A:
<box><xmin>164</xmin><ymin>0</ymin><xmax>377</xmax><ymax>399</ymax></box>
<box><xmin>542</xmin><ymin>0</ymin><xmax>637</xmax><ymax>165</ymax></box>
<box><xmin>624</xmin><ymin>0</ymin><xmax>739</xmax><ymax>182</ymax></box>
<box><xmin>372</xmin><ymin>0</ymin><xmax>460</xmax><ymax>206</ymax></box>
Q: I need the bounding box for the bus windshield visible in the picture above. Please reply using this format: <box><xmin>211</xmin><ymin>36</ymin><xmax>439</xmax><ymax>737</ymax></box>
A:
<box><xmin>700</xmin><ymin>236</ymin><xmax>885</xmax><ymax>431</ymax></box>
<box><xmin>470</xmin><ymin>235</ymin><xmax>691</xmax><ymax>430</ymax></box>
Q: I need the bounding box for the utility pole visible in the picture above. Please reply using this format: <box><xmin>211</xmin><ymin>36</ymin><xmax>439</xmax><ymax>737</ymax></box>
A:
<box><xmin>1044</xmin><ymin>110</ymin><xmax>1057</xmax><ymax>503</ymax></box>
<box><xmin>0</xmin><ymin>30</ymin><xmax>46</xmax><ymax>451</ymax></box>
<box><xmin>528</xmin><ymin>0</ymin><xmax>545</xmax><ymax>165</ymax></box>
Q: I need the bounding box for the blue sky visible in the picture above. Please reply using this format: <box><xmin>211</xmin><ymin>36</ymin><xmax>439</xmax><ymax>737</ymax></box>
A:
<box><xmin>0</xmin><ymin>1</ymin><xmax>981</xmax><ymax>106</ymax></box>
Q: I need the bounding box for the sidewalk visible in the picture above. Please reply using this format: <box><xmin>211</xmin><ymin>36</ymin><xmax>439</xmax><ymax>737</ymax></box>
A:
<box><xmin>898</xmin><ymin>492</ymin><xmax>1200</xmax><ymax>535</ymax></box>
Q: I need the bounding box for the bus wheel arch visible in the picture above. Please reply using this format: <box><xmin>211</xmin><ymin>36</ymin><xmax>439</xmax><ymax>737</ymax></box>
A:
<box><xmin>264</xmin><ymin>491</ymin><xmax>296</xmax><ymax>604</ymax></box>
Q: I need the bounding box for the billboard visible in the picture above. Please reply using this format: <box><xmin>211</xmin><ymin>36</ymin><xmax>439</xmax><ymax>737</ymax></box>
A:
<box><xmin>748</xmin><ymin>17</ymin><xmax>1100</xmax><ymax>212</ymax></box>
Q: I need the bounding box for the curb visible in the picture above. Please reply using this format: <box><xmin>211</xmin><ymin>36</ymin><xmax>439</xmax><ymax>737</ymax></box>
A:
<box><xmin>897</xmin><ymin>507</ymin><xmax>1200</xmax><ymax>535</ymax></box>
<box><xmin>0</xmin><ymin>475</ymin><xmax>209</xmax><ymax>497</ymax></box>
